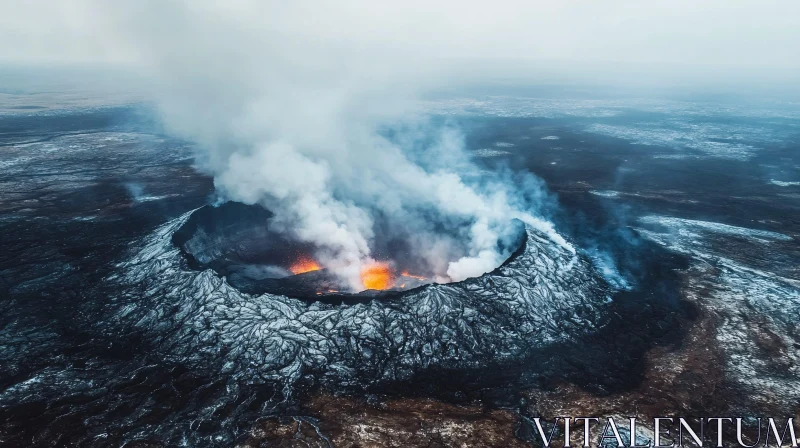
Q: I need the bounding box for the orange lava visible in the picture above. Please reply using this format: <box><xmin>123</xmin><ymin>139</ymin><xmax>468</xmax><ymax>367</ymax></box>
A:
<box><xmin>290</xmin><ymin>258</ymin><xmax>321</xmax><ymax>275</ymax></box>
<box><xmin>360</xmin><ymin>263</ymin><xmax>394</xmax><ymax>290</ymax></box>
<box><xmin>400</xmin><ymin>271</ymin><xmax>426</xmax><ymax>281</ymax></box>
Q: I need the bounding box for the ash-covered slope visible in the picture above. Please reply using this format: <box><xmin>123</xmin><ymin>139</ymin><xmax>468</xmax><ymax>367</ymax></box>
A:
<box><xmin>109</xmin><ymin>208</ymin><xmax>613</xmax><ymax>389</ymax></box>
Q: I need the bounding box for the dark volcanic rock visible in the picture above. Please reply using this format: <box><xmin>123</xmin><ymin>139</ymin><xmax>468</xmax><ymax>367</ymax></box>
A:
<box><xmin>112</xmin><ymin>205</ymin><xmax>615</xmax><ymax>389</ymax></box>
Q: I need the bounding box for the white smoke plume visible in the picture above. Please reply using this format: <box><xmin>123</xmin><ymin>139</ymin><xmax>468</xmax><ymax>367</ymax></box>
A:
<box><xmin>3</xmin><ymin>1</ymin><xmax>798</xmax><ymax>289</ymax></box>
<box><xmin>72</xmin><ymin>0</ymin><xmax>577</xmax><ymax>290</ymax></box>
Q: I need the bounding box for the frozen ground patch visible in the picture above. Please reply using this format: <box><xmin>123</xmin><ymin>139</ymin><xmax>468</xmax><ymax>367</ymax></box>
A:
<box><xmin>585</xmin><ymin>123</ymin><xmax>764</xmax><ymax>161</ymax></box>
<box><xmin>770</xmin><ymin>180</ymin><xmax>800</xmax><ymax>187</ymax></box>
<box><xmin>473</xmin><ymin>148</ymin><xmax>511</xmax><ymax>158</ymax></box>
<box><xmin>424</xmin><ymin>96</ymin><xmax>800</xmax><ymax>121</ymax></box>
<box><xmin>638</xmin><ymin>215</ymin><xmax>791</xmax><ymax>243</ymax></box>
<box><xmin>589</xmin><ymin>190</ymin><xmax>620</xmax><ymax>198</ymax></box>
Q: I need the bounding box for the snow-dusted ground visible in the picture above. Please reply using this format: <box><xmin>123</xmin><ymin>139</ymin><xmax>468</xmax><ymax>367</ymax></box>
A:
<box><xmin>2</xmin><ymin>96</ymin><xmax>799</xmax><ymax>445</ymax></box>
<box><xmin>424</xmin><ymin>96</ymin><xmax>800</xmax><ymax>121</ymax></box>
<box><xmin>585</xmin><ymin>123</ymin><xmax>762</xmax><ymax>161</ymax></box>
<box><xmin>110</xmin><ymin>210</ymin><xmax>613</xmax><ymax>388</ymax></box>
<box><xmin>638</xmin><ymin>215</ymin><xmax>792</xmax><ymax>243</ymax></box>
<box><xmin>635</xmin><ymin>215</ymin><xmax>800</xmax><ymax>410</ymax></box>
<box><xmin>426</xmin><ymin>96</ymin><xmax>799</xmax><ymax>161</ymax></box>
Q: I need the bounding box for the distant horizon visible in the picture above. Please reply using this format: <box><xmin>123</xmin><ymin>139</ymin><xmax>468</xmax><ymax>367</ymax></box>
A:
<box><xmin>2</xmin><ymin>62</ymin><xmax>799</xmax><ymax>107</ymax></box>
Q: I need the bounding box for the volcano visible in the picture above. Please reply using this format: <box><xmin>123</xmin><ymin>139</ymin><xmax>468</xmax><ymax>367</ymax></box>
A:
<box><xmin>111</xmin><ymin>201</ymin><xmax>622</xmax><ymax>388</ymax></box>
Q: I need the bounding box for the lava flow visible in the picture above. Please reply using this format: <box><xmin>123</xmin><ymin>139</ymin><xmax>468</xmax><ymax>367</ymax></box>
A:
<box><xmin>360</xmin><ymin>263</ymin><xmax>394</xmax><ymax>290</ymax></box>
<box><xmin>290</xmin><ymin>257</ymin><xmax>321</xmax><ymax>275</ymax></box>
<box><xmin>400</xmin><ymin>271</ymin><xmax>426</xmax><ymax>281</ymax></box>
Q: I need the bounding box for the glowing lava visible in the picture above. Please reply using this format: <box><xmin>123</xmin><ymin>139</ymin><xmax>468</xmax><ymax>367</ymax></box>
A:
<box><xmin>360</xmin><ymin>263</ymin><xmax>394</xmax><ymax>290</ymax></box>
<box><xmin>401</xmin><ymin>271</ymin><xmax>426</xmax><ymax>281</ymax></box>
<box><xmin>289</xmin><ymin>258</ymin><xmax>321</xmax><ymax>275</ymax></box>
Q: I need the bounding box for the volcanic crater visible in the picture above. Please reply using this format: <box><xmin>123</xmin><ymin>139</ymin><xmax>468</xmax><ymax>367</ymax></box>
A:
<box><xmin>172</xmin><ymin>201</ymin><xmax>527</xmax><ymax>304</ymax></box>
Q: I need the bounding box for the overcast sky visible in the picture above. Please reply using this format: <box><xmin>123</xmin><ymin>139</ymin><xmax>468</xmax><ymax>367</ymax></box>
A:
<box><xmin>0</xmin><ymin>0</ymin><xmax>798</xmax><ymax>93</ymax></box>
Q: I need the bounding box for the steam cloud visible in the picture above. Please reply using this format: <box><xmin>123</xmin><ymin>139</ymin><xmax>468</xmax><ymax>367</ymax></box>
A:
<box><xmin>78</xmin><ymin>1</ymin><xmax>580</xmax><ymax>290</ymax></box>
